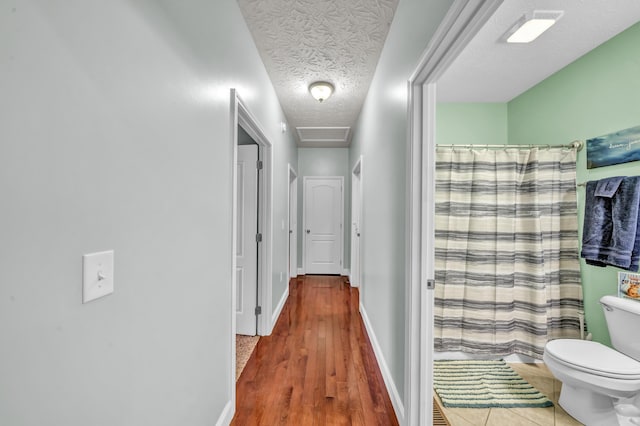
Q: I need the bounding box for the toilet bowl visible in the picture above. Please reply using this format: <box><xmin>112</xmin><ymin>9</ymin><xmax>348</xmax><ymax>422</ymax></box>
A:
<box><xmin>543</xmin><ymin>295</ymin><xmax>640</xmax><ymax>426</ymax></box>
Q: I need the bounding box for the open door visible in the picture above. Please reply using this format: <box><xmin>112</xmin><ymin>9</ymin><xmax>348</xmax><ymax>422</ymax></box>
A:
<box><xmin>236</xmin><ymin>144</ymin><xmax>259</xmax><ymax>336</ymax></box>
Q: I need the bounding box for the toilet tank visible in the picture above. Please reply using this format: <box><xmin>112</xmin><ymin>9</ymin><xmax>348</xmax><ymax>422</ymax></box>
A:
<box><xmin>601</xmin><ymin>295</ymin><xmax>640</xmax><ymax>361</ymax></box>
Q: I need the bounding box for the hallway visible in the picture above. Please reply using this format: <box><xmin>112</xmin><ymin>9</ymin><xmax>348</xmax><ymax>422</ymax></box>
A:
<box><xmin>232</xmin><ymin>275</ymin><xmax>399</xmax><ymax>425</ymax></box>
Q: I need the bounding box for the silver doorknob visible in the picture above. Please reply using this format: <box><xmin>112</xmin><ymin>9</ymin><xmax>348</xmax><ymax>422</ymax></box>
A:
<box><xmin>306</xmin><ymin>229</ymin><xmax>310</xmax><ymax>234</ymax></box>
<box><xmin>289</xmin><ymin>230</ymin><xmax>293</xmax><ymax>234</ymax></box>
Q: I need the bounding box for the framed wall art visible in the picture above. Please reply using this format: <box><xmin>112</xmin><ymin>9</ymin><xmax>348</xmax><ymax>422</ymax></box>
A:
<box><xmin>586</xmin><ymin>125</ymin><xmax>640</xmax><ymax>169</ymax></box>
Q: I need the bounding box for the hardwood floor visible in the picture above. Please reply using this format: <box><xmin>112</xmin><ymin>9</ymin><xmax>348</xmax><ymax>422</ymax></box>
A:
<box><xmin>232</xmin><ymin>275</ymin><xmax>399</xmax><ymax>426</ymax></box>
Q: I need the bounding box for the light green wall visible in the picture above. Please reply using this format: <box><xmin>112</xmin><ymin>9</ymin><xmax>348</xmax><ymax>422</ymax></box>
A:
<box><xmin>508</xmin><ymin>22</ymin><xmax>640</xmax><ymax>346</ymax></box>
<box><xmin>436</xmin><ymin>103</ymin><xmax>508</xmax><ymax>146</ymax></box>
<box><xmin>297</xmin><ymin>148</ymin><xmax>351</xmax><ymax>270</ymax></box>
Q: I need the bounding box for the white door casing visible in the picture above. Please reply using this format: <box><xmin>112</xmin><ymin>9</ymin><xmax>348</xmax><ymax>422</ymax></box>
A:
<box><xmin>229</xmin><ymin>89</ymin><xmax>275</xmax><ymax>422</ymax></box>
<box><xmin>404</xmin><ymin>2</ymin><xmax>503</xmax><ymax>425</ymax></box>
<box><xmin>350</xmin><ymin>157</ymin><xmax>363</xmax><ymax>288</ymax></box>
<box><xmin>303</xmin><ymin>176</ymin><xmax>343</xmax><ymax>275</ymax></box>
<box><xmin>236</xmin><ymin>144</ymin><xmax>258</xmax><ymax>336</ymax></box>
<box><xmin>288</xmin><ymin>166</ymin><xmax>298</xmax><ymax>279</ymax></box>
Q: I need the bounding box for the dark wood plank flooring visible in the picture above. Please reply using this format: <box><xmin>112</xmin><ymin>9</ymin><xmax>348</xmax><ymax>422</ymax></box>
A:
<box><xmin>232</xmin><ymin>275</ymin><xmax>399</xmax><ymax>426</ymax></box>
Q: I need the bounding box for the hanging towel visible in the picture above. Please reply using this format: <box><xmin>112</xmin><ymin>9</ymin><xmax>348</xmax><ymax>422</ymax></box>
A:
<box><xmin>581</xmin><ymin>176</ymin><xmax>640</xmax><ymax>271</ymax></box>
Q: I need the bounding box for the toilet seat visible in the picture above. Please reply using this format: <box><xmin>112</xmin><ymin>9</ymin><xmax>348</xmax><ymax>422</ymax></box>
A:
<box><xmin>545</xmin><ymin>339</ymin><xmax>640</xmax><ymax>380</ymax></box>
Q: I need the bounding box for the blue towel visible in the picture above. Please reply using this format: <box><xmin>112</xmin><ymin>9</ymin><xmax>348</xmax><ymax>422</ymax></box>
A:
<box><xmin>581</xmin><ymin>176</ymin><xmax>640</xmax><ymax>271</ymax></box>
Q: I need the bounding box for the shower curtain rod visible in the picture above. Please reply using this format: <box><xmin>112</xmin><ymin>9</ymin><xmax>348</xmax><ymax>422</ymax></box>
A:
<box><xmin>436</xmin><ymin>140</ymin><xmax>584</xmax><ymax>151</ymax></box>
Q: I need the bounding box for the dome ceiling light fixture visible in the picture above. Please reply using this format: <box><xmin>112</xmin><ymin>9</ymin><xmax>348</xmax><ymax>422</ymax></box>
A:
<box><xmin>309</xmin><ymin>81</ymin><xmax>334</xmax><ymax>102</ymax></box>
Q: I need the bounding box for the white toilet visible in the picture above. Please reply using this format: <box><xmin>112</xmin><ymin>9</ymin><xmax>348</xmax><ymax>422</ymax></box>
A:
<box><xmin>544</xmin><ymin>295</ymin><xmax>640</xmax><ymax>426</ymax></box>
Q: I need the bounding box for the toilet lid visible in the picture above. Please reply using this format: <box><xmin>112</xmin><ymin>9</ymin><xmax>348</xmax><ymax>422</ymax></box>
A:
<box><xmin>545</xmin><ymin>339</ymin><xmax>640</xmax><ymax>379</ymax></box>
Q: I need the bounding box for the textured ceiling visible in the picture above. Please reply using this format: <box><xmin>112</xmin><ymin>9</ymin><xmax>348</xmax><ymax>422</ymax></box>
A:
<box><xmin>437</xmin><ymin>0</ymin><xmax>640</xmax><ymax>102</ymax></box>
<box><xmin>238</xmin><ymin>0</ymin><xmax>399</xmax><ymax>147</ymax></box>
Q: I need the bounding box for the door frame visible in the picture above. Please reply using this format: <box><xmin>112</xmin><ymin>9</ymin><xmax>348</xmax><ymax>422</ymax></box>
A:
<box><xmin>229</xmin><ymin>88</ymin><xmax>274</xmax><ymax>414</ymax></box>
<box><xmin>404</xmin><ymin>1</ymin><xmax>503</xmax><ymax>425</ymax></box>
<box><xmin>287</xmin><ymin>164</ymin><xmax>298</xmax><ymax>279</ymax></box>
<box><xmin>301</xmin><ymin>176</ymin><xmax>344</xmax><ymax>275</ymax></box>
<box><xmin>350</xmin><ymin>156</ymin><xmax>363</xmax><ymax>288</ymax></box>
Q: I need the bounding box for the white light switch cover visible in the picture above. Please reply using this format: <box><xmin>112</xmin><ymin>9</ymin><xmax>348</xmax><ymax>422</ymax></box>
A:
<box><xmin>83</xmin><ymin>250</ymin><xmax>114</xmax><ymax>303</ymax></box>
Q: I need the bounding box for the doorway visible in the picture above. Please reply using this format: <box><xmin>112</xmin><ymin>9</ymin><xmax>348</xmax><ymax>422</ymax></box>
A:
<box><xmin>288</xmin><ymin>165</ymin><xmax>298</xmax><ymax>279</ymax></box>
<box><xmin>350</xmin><ymin>157</ymin><xmax>363</xmax><ymax>288</ymax></box>
<box><xmin>302</xmin><ymin>176</ymin><xmax>344</xmax><ymax>275</ymax></box>
<box><xmin>230</xmin><ymin>89</ymin><xmax>274</xmax><ymax>414</ymax></box>
<box><xmin>404</xmin><ymin>2</ymin><xmax>502</xmax><ymax>425</ymax></box>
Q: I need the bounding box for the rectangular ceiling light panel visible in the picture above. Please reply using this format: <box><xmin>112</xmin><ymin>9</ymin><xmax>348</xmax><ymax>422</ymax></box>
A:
<box><xmin>505</xmin><ymin>10</ymin><xmax>564</xmax><ymax>44</ymax></box>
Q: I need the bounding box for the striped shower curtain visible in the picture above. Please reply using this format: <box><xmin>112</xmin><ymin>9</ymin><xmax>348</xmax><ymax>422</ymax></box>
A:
<box><xmin>434</xmin><ymin>147</ymin><xmax>583</xmax><ymax>359</ymax></box>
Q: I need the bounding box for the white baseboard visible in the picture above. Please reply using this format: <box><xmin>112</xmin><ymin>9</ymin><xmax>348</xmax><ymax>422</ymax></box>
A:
<box><xmin>294</xmin><ymin>268</ymin><xmax>350</xmax><ymax>277</ymax></box>
<box><xmin>271</xmin><ymin>284</ymin><xmax>289</xmax><ymax>330</ymax></box>
<box><xmin>215</xmin><ymin>399</ymin><xmax>233</xmax><ymax>426</ymax></box>
<box><xmin>359</xmin><ymin>302</ymin><xmax>405</xmax><ymax>424</ymax></box>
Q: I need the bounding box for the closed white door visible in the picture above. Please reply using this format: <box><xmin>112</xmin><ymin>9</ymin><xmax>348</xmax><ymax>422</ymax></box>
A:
<box><xmin>304</xmin><ymin>177</ymin><xmax>343</xmax><ymax>275</ymax></box>
<box><xmin>236</xmin><ymin>145</ymin><xmax>258</xmax><ymax>335</ymax></box>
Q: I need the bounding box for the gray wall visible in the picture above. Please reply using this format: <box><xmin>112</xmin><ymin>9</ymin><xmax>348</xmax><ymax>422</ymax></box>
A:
<box><xmin>297</xmin><ymin>148</ymin><xmax>350</xmax><ymax>271</ymax></box>
<box><xmin>348</xmin><ymin>0</ymin><xmax>451</xmax><ymax>404</ymax></box>
<box><xmin>0</xmin><ymin>1</ymin><xmax>296</xmax><ymax>425</ymax></box>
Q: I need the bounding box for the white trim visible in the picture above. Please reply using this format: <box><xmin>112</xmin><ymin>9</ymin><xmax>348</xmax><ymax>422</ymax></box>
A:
<box><xmin>360</xmin><ymin>302</ymin><xmax>404</xmax><ymax>425</ymax></box>
<box><xmin>297</xmin><ymin>267</ymin><xmax>304</xmax><ymax>276</ymax></box>
<box><xmin>215</xmin><ymin>399</ymin><xmax>234</xmax><ymax>426</ymax></box>
<box><xmin>302</xmin><ymin>176</ymin><xmax>345</xmax><ymax>275</ymax></box>
<box><xmin>404</xmin><ymin>2</ymin><xmax>503</xmax><ymax>425</ymax></box>
<box><xmin>350</xmin><ymin>155</ymin><xmax>363</xmax><ymax>290</ymax></box>
<box><xmin>236</xmin><ymin>94</ymin><xmax>274</xmax><ymax>338</ymax></box>
<box><xmin>229</xmin><ymin>89</ymin><xmax>239</xmax><ymax>421</ymax></box>
<box><xmin>229</xmin><ymin>88</ymin><xmax>275</xmax><ymax>422</ymax></box>
<box><xmin>287</xmin><ymin>165</ymin><xmax>298</xmax><ymax>279</ymax></box>
<box><xmin>271</xmin><ymin>284</ymin><xmax>289</xmax><ymax>329</ymax></box>
<box><xmin>342</xmin><ymin>268</ymin><xmax>350</xmax><ymax>277</ymax></box>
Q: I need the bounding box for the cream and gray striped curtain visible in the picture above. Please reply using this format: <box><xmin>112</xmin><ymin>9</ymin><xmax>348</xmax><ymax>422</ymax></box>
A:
<box><xmin>434</xmin><ymin>147</ymin><xmax>583</xmax><ymax>359</ymax></box>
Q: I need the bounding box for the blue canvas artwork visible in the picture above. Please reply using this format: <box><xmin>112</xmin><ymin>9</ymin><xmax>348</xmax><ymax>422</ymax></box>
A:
<box><xmin>587</xmin><ymin>125</ymin><xmax>640</xmax><ymax>169</ymax></box>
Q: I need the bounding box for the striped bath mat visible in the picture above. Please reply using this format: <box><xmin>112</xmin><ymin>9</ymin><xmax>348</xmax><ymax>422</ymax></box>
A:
<box><xmin>433</xmin><ymin>360</ymin><xmax>553</xmax><ymax>408</ymax></box>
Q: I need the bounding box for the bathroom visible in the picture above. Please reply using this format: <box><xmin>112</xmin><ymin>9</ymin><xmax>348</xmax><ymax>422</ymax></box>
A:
<box><xmin>433</xmin><ymin>20</ymin><xmax>640</xmax><ymax>425</ymax></box>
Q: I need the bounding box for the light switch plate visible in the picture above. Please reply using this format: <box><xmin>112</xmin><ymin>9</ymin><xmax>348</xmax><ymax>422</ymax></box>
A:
<box><xmin>83</xmin><ymin>250</ymin><xmax>114</xmax><ymax>303</ymax></box>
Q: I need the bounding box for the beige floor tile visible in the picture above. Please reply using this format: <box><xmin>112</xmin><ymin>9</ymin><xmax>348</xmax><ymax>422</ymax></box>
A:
<box><xmin>444</xmin><ymin>411</ymin><xmax>484</xmax><ymax>426</ymax></box>
<box><xmin>444</xmin><ymin>407</ymin><xmax>490</xmax><ymax>426</ymax></box>
<box><xmin>509</xmin><ymin>406</ymin><xmax>555</xmax><ymax>426</ymax></box>
<box><xmin>485</xmin><ymin>408</ymin><xmax>541</xmax><ymax>426</ymax></box>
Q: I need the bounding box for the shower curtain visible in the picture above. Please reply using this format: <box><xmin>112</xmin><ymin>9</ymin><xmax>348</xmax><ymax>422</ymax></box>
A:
<box><xmin>434</xmin><ymin>147</ymin><xmax>583</xmax><ymax>359</ymax></box>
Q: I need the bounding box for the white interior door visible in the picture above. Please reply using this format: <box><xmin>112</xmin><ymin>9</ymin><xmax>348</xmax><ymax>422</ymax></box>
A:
<box><xmin>350</xmin><ymin>160</ymin><xmax>362</xmax><ymax>287</ymax></box>
<box><xmin>289</xmin><ymin>170</ymin><xmax>298</xmax><ymax>278</ymax></box>
<box><xmin>304</xmin><ymin>177</ymin><xmax>343</xmax><ymax>275</ymax></box>
<box><xmin>236</xmin><ymin>145</ymin><xmax>258</xmax><ymax>335</ymax></box>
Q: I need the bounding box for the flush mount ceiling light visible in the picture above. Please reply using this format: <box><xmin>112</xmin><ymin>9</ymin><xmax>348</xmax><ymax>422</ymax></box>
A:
<box><xmin>309</xmin><ymin>81</ymin><xmax>334</xmax><ymax>102</ymax></box>
<box><xmin>504</xmin><ymin>10</ymin><xmax>564</xmax><ymax>43</ymax></box>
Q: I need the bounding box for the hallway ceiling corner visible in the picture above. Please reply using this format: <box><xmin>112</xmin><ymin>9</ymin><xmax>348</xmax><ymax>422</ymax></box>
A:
<box><xmin>237</xmin><ymin>0</ymin><xmax>399</xmax><ymax>147</ymax></box>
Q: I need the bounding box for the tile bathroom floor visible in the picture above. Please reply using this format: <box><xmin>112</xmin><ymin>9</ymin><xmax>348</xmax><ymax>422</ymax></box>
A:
<box><xmin>435</xmin><ymin>363</ymin><xmax>584</xmax><ymax>426</ymax></box>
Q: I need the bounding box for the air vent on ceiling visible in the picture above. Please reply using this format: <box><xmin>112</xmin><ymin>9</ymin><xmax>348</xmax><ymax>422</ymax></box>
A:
<box><xmin>296</xmin><ymin>127</ymin><xmax>350</xmax><ymax>147</ymax></box>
